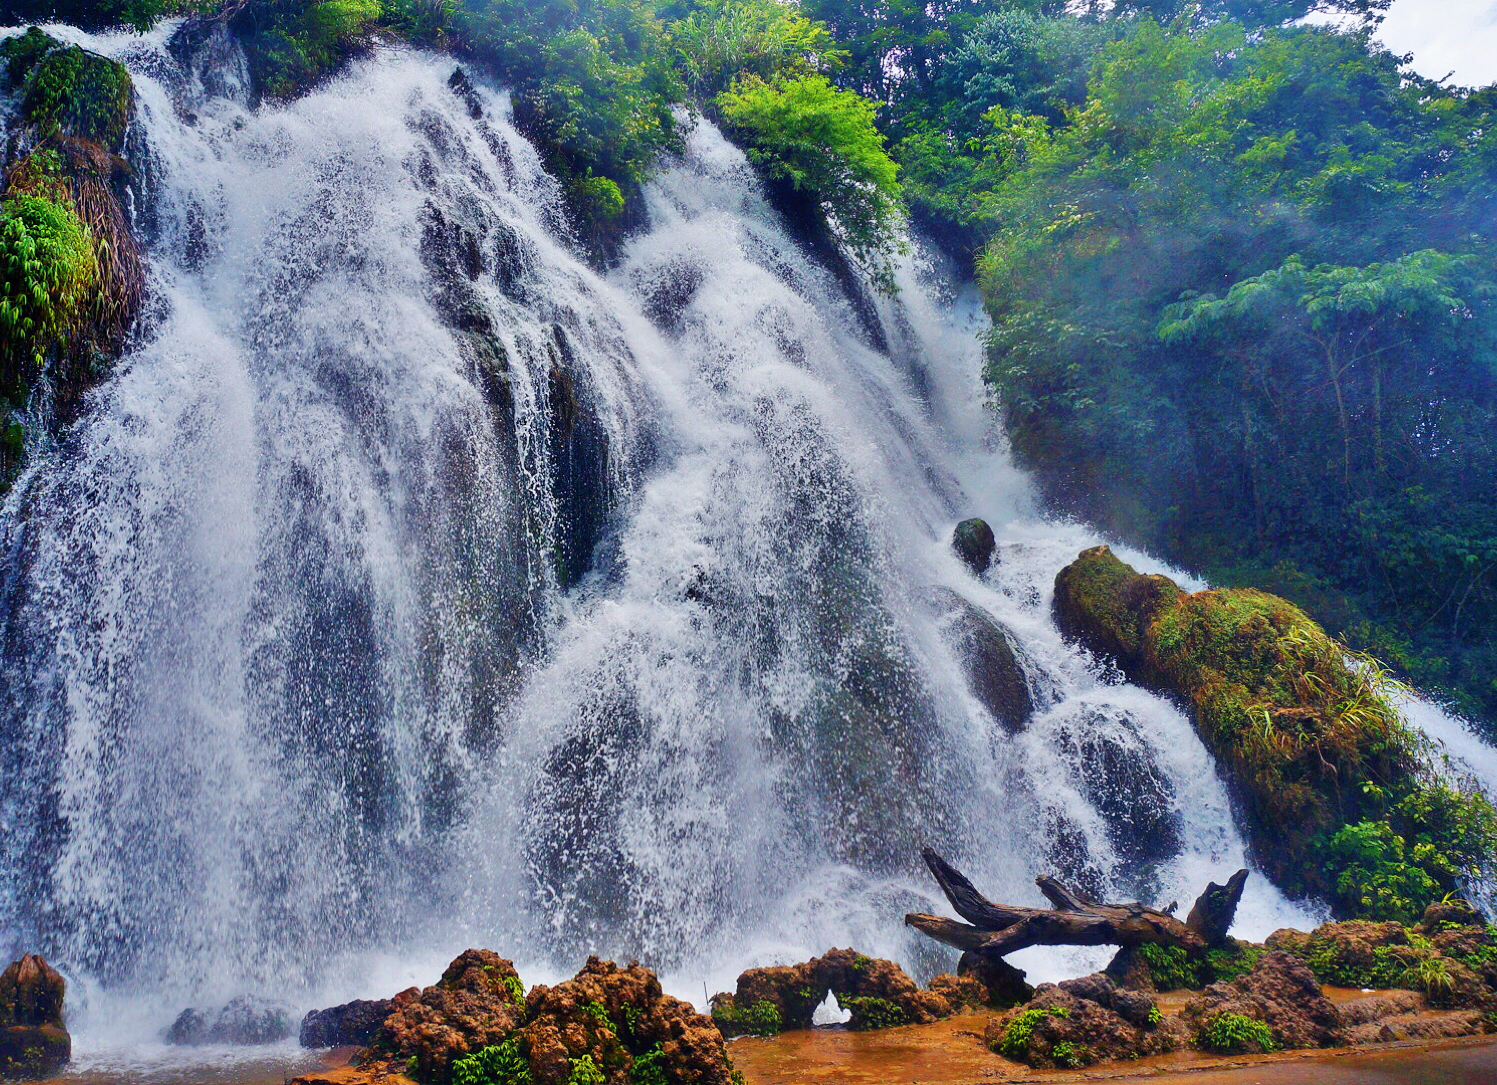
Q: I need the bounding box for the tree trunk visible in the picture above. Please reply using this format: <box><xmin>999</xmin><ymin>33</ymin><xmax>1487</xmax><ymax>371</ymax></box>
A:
<box><xmin>905</xmin><ymin>848</ymin><xmax>1247</xmax><ymax>959</ymax></box>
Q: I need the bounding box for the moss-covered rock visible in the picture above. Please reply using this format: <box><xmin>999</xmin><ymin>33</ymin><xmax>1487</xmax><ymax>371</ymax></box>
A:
<box><xmin>1053</xmin><ymin>545</ymin><xmax>1497</xmax><ymax>913</ymax></box>
<box><xmin>1</xmin><ymin>28</ymin><xmax>134</xmax><ymax>151</ymax></box>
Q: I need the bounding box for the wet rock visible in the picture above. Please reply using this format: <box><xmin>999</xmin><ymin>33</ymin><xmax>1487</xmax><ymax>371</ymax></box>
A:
<box><xmin>1345</xmin><ymin>1010</ymin><xmax>1488</xmax><ymax>1044</ymax></box>
<box><xmin>166</xmin><ymin>995</ymin><xmax>295</xmax><ymax>1045</ymax></box>
<box><xmin>0</xmin><ymin>955</ymin><xmax>70</xmax><ymax>1081</ymax></box>
<box><xmin>956</xmin><ymin>952</ymin><xmax>1033</xmax><ymax>1008</ymax></box>
<box><xmin>922</xmin><ymin>588</ymin><xmax>1032</xmax><ymax>732</ymax></box>
<box><xmin>1058</xmin><ymin>972</ymin><xmax>1158</xmax><ymax>1027</ymax></box>
<box><xmin>374</xmin><ymin>949</ymin><xmax>526</xmax><ymax>1082</ymax></box>
<box><xmin>1276</xmin><ymin>921</ymin><xmax>1407</xmax><ymax>988</ymax></box>
<box><xmin>985</xmin><ymin>982</ymin><xmax>1176</xmax><ymax>1069</ymax></box>
<box><xmin>952</xmin><ymin>518</ymin><xmax>996</xmax><ymax>575</ymax></box>
<box><xmin>301</xmin><ymin>998</ymin><xmax>394</xmax><ymax>1048</ymax></box>
<box><xmin>1337</xmin><ymin>990</ymin><xmax>1423</xmax><ymax>1028</ymax></box>
<box><xmin>1422</xmin><ymin>899</ymin><xmax>1487</xmax><ymax>933</ymax></box>
<box><xmin>0</xmin><ymin>955</ymin><xmax>65</xmax><ymax>1029</ymax></box>
<box><xmin>711</xmin><ymin>948</ymin><xmax>955</xmax><ymax>1034</ymax></box>
<box><xmin>0</xmin><ymin>1023</ymin><xmax>71</xmax><ymax>1081</ymax></box>
<box><xmin>1179</xmin><ymin>951</ymin><xmax>1342</xmax><ymax>1051</ymax></box>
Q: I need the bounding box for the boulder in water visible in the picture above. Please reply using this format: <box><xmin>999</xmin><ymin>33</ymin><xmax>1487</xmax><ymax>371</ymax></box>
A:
<box><xmin>300</xmin><ymin>998</ymin><xmax>394</xmax><ymax>1048</ymax></box>
<box><xmin>373</xmin><ymin>949</ymin><xmax>526</xmax><ymax>1081</ymax></box>
<box><xmin>922</xmin><ymin>587</ymin><xmax>1032</xmax><ymax>732</ymax></box>
<box><xmin>951</xmin><ymin>518</ymin><xmax>996</xmax><ymax>574</ymax></box>
<box><xmin>166</xmin><ymin>995</ymin><xmax>294</xmax><ymax>1045</ymax></box>
<box><xmin>0</xmin><ymin>954</ymin><xmax>70</xmax><ymax>1081</ymax></box>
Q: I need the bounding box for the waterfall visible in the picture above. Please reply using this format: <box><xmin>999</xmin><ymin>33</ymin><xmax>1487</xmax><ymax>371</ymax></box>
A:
<box><xmin>4</xmin><ymin>21</ymin><xmax>1479</xmax><ymax>1057</ymax></box>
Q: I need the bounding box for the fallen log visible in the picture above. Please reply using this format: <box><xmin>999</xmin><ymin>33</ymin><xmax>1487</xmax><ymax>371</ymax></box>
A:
<box><xmin>906</xmin><ymin>847</ymin><xmax>1247</xmax><ymax>958</ymax></box>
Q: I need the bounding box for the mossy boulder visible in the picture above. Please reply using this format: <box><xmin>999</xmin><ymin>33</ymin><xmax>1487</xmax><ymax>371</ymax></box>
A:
<box><xmin>984</xmin><ymin>979</ymin><xmax>1177</xmax><ymax>1069</ymax></box>
<box><xmin>1</xmin><ymin>28</ymin><xmax>133</xmax><ymax>152</ymax></box>
<box><xmin>1053</xmin><ymin>545</ymin><xmax>1497</xmax><ymax>912</ymax></box>
<box><xmin>952</xmin><ymin>517</ymin><xmax>996</xmax><ymax>574</ymax></box>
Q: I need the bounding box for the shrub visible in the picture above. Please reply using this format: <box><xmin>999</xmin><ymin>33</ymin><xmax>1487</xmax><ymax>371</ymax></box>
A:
<box><xmin>567</xmin><ymin>1054</ymin><xmax>605</xmax><ymax>1085</ymax></box>
<box><xmin>835</xmin><ymin>995</ymin><xmax>907</xmax><ymax>1030</ymax></box>
<box><xmin>671</xmin><ymin>0</ymin><xmax>844</xmax><ymax>96</ymax></box>
<box><xmin>1198</xmin><ymin>1012</ymin><xmax>1278</xmax><ymax>1054</ymax></box>
<box><xmin>0</xmin><ymin>189</ymin><xmax>98</xmax><ymax>369</ymax></box>
<box><xmin>237</xmin><ymin>0</ymin><xmax>384</xmax><ymax>99</ymax></box>
<box><xmin>715</xmin><ymin>73</ymin><xmax>903</xmax><ymax>281</ymax></box>
<box><xmin>711</xmin><ymin>997</ymin><xmax>781</xmax><ymax>1036</ymax></box>
<box><xmin>1137</xmin><ymin>943</ymin><xmax>1198</xmax><ymax>990</ymax></box>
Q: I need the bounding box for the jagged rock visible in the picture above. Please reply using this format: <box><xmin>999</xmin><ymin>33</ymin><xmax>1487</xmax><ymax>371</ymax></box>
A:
<box><xmin>711</xmin><ymin>948</ymin><xmax>955</xmax><ymax>1034</ymax></box>
<box><xmin>373</xmin><ymin>949</ymin><xmax>526</xmax><ymax>1081</ymax></box>
<box><xmin>0</xmin><ymin>955</ymin><xmax>69</xmax><ymax>1081</ymax></box>
<box><xmin>922</xmin><ymin>588</ymin><xmax>1032</xmax><ymax>732</ymax></box>
<box><xmin>1058</xmin><ymin>973</ymin><xmax>1157</xmax><ymax>1027</ymax></box>
<box><xmin>1422</xmin><ymin>899</ymin><xmax>1487</xmax><ymax>933</ymax></box>
<box><xmin>301</xmin><ymin>998</ymin><xmax>394</xmax><ymax>1048</ymax></box>
<box><xmin>0</xmin><ymin>955</ymin><xmax>64</xmax><ymax>1029</ymax></box>
<box><xmin>984</xmin><ymin>982</ymin><xmax>1176</xmax><ymax>1069</ymax></box>
<box><xmin>952</xmin><ymin>518</ymin><xmax>996</xmax><ymax>574</ymax></box>
<box><xmin>956</xmin><ymin>951</ymin><xmax>1032</xmax><ymax>1008</ymax></box>
<box><xmin>519</xmin><ymin>957</ymin><xmax>734</xmax><ymax>1085</ymax></box>
<box><xmin>358</xmin><ymin>952</ymin><xmax>734</xmax><ymax>1085</ymax></box>
<box><xmin>1337</xmin><ymin>990</ymin><xmax>1423</xmax><ymax>1028</ymax></box>
<box><xmin>166</xmin><ymin>995</ymin><xmax>295</xmax><ymax>1045</ymax></box>
<box><xmin>1179</xmin><ymin>952</ymin><xmax>1342</xmax><ymax>1051</ymax></box>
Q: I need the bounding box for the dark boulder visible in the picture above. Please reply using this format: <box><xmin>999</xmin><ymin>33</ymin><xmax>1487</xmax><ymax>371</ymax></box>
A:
<box><xmin>922</xmin><ymin>587</ymin><xmax>1032</xmax><ymax>732</ymax></box>
<box><xmin>952</xmin><ymin>518</ymin><xmax>996</xmax><ymax>575</ymax></box>
<box><xmin>166</xmin><ymin>995</ymin><xmax>294</xmax><ymax>1045</ymax></box>
<box><xmin>300</xmin><ymin>998</ymin><xmax>393</xmax><ymax>1048</ymax></box>
<box><xmin>0</xmin><ymin>955</ymin><xmax>69</xmax><ymax>1081</ymax></box>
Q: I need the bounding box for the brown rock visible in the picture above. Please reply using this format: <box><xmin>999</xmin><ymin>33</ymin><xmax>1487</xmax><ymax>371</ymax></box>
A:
<box><xmin>926</xmin><ymin>973</ymin><xmax>989</xmax><ymax>1014</ymax></box>
<box><xmin>1421</xmin><ymin>900</ymin><xmax>1486</xmax><ymax>933</ymax></box>
<box><xmin>1264</xmin><ymin>928</ymin><xmax>1311</xmax><ymax>957</ymax></box>
<box><xmin>374</xmin><ymin>949</ymin><xmax>526</xmax><ymax>1081</ymax></box>
<box><xmin>711</xmin><ymin>948</ymin><xmax>956</xmax><ymax>1033</ymax></box>
<box><xmin>985</xmin><ymin>983</ymin><xmax>1176</xmax><ymax>1069</ymax></box>
<box><xmin>0</xmin><ymin>1023</ymin><xmax>70</xmax><ymax>1081</ymax></box>
<box><xmin>1337</xmin><ymin>990</ymin><xmax>1423</xmax><ymax>1027</ymax></box>
<box><xmin>1346</xmin><ymin>1011</ymin><xmax>1487</xmax><ymax>1044</ymax></box>
<box><xmin>519</xmin><ymin>957</ymin><xmax>734</xmax><ymax>1085</ymax></box>
<box><xmin>1058</xmin><ymin>972</ymin><xmax>1158</xmax><ymax>1027</ymax></box>
<box><xmin>956</xmin><ymin>951</ymin><xmax>1032</xmax><ymax>1007</ymax></box>
<box><xmin>301</xmin><ymin>998</ymin><xmax>394</xmax><ymax>1048</ymax></box>
<box><xmin>0</xmin><ymin>955</ymin><xmax>65</xmax><ymax>1029</ymax></box>
<box><xmin>1180</xmin><ymin>951</ymin><xmax>1342</xmax><ymax>1051</ymax></box>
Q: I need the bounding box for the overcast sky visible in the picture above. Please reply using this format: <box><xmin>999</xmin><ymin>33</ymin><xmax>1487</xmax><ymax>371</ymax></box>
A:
<box><xmin>1351</xmin><ymin>0</ymin><xmax>1497</xmax><ymax>86</ymax></box>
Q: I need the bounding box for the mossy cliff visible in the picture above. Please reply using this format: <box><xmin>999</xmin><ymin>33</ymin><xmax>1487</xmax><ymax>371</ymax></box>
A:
<box><xmin>1054</xmin><ymin>545</ymin><xmax>1497</xmax><ymax>918</ymax></box>
<box><xmin>0</xmin><ymin>27</ymin><xmax>143</xmax><ymax>495</ymax></box>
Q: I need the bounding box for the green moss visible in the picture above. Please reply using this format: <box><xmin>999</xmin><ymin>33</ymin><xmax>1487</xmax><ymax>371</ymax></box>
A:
<box><xmin>1204</xmin><ymin>943</ymin><xmax>1264</xmax><ymax>984</ymax></box>
<box><xmin>1138</xmin><ymin>943</ymin><xmax>1198</xmax><ymax>990</ymax></box>
<box><xmin>451</xmin><ymin>1036</ymin><xmax>532</xmax><ymax>1085</ymax></box>
<box><xmin>996</xmin><ymin>1006</ymin><xmax>1069</xmax><ymax>1061</ymax></box>
<box><xmin>836</xmin><ymin>995</ymin><xmax>908</xmax><ymax>1031</ymax></box>
<box><xmin>1054</xmin><ymin>546</ymin><xmax>1497</xmax><ymax>912</ymax></box>
<box><xmin>242</xmin><ymin>0</ymin><xmax>384</xmax><ymax>100</ymax></box>
<box><xmin>711</xmin><ymin>998</ymin><xmax>781</xmax><ymax>1037</ymax></box>
<box><xmin>1198</xmin><ymin>1012</ymin><xmax>1278</xmax><ymax>1054</ymax></box>
<box><xmin>628</xmin><ymin>1044</ymin><xmax>667</xmax><ymax>1085</ymax></box>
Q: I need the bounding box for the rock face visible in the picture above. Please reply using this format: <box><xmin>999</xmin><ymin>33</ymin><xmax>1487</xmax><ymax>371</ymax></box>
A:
<box><xmin>359</xmin><ymin>951</ymin><xmax>735</xmax><ymax>1085</ymax></box>
<box><xmin>1179</xmin><ymin>952</ymin><xmax>1342</xmax><ymax>1052</ymax></box>
<box><xmin>922</xmin><ymin>588</ymin><xmax>1033</xmax><ymax>732</ymax></box>
<box><xmin>167</xmin><ymin>995</ymin><xmax>295</xmax><ymax>1045</ymax></box>
<box><xmin>1051</xmin><ymin>545</ymin><xmax>1430</xmax><ymax>902</ymax></box>
<box><xmin>711</xmin><ymin>947</ymin><xmax>1006</xmax><ymax>1036</ymax></box>
<box><xmin>0</xmin><ymin>954</ymin><xmax>70</xmax><ymax>1081</ymax></box>
<box><xmin>952</xmin><ymin>518</ymin><xmax>996</xmax><ymax>574</ymax></box>
<box><xmin>301</xmin><ymin>998</ymin><xmax>395</xmax><ymax>1048</ymax></box>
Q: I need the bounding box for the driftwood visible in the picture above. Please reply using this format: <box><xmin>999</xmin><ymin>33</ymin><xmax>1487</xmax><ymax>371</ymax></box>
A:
<box><xmin>906</xmin><ymin>847</ymin><xmax>1248</xmax><ymax>958</ymax></box>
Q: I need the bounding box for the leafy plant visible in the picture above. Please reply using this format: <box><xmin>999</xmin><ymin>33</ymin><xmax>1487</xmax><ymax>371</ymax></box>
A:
<box><xmin>835</xmin><ymin>994</ymin><xmax>907</xmax><ymax>1030</ymax></box>
<box><xmin>711</xmin><ymin>997</ymin><xmax>781</xmax><ymax>1036</ymax></box>
<box><xmin>1137</xmin><ymin>943</ymin><xmax>1198</xmax><ymax>990</ymax></box>
<box><xmin>567</xmin><ymin>1054</ymin><xmax>605</xmax><ymax>1085</ymax></box>
<box><xmin>451</xmin><ymin>1036</ymin><xmax>533</xmax><ymax>1085</ymax></box>
<box><xmin>1198</xmin><ymin>1012</ymin><xmax>1278</xmax><ymax>1054</ymax></box>
<box><xmin>996</xmin><ymin>1006</ymin><xmax>1069</xmax><ymax>1060</ymax></box>
<box><xmin>628</xmin><ymin>1044</ymin><xmax>667</xmax><ymax>1085</ymax></box>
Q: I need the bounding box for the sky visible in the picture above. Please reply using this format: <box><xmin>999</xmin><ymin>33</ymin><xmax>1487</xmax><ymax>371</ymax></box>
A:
<box><xmin>1343</xmin><ymin>0</ymin><xmax>1497</xmax><ymax>86</ymax></box>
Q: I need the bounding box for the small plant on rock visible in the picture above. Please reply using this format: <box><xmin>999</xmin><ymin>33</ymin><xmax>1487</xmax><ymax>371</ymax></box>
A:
<box><xmin>996</xmin><ymin>1006</ymin><xmax>1069</xmax><ymax>1060</ymax></box>
<box><xmin>1198</xmin><ymin>1012</ymin><xmax>1278</xmax><ymax>1055</ymax></box>
<box><xmin>451</xmin><ymin>1036</ymin><xmax>533</xmax><ymax>1085</ymax></box>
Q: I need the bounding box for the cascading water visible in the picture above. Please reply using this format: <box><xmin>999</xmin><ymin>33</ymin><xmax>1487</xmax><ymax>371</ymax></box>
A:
<box><xmin>0</xmin><ymin>20</ymin><xmax>1488</xmax><ymax>1067</ymax></box>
